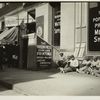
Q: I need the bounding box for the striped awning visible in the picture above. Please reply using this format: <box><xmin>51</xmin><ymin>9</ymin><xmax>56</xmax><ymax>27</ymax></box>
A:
<box><xmin>0</xmin><ymin>27</ymin><xmax>18</xmax><ymax>44</ymax></box>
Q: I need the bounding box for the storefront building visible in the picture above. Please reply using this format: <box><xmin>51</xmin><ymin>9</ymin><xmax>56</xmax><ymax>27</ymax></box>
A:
<box><xmin>0</xmin><ymin>2</ymin><xmax>99</xmax><ymax>69</ymax></box>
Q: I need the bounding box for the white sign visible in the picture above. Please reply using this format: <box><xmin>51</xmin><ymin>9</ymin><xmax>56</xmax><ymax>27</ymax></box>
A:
<box><xmin>28</xmin><ymin>33</ymin><xmax>36</xmax><ymax>45</ymax></box>
<box><xmin>5</xmin><ymin>16</ymin><xmax>18</xmax><ymax>27</ymax></box>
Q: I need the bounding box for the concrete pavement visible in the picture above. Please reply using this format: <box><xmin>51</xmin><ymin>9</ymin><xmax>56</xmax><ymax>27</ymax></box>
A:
<box><xmin>0</xmin><ymin>85</ymin><xmax>23</xmax><ymax>96</ymax></box>
<box><xmin>0</xmin><ymin>68</ymin><xmax>100</xmax><ymax>96</ymax></box>
<box><xmin>0</xmin><ymin>89</ymin><xmax>23</xmax><ymax>96</ymax></box>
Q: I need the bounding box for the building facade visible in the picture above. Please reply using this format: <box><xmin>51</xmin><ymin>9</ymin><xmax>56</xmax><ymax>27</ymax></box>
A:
<box><xmin>0</xmin><ymin>2</ymin><xmax>99</xmax><ymax>69</ymax></box>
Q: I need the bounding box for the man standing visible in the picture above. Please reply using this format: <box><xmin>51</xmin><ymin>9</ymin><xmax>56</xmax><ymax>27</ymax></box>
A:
<box><xmin>19</xmin><ymin>19</ymin><xmax>27</xmax><ymax>69</ymax></box>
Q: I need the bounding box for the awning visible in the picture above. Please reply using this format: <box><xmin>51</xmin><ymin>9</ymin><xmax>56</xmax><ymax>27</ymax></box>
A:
<box><xmin>0</xmin><ymin>27</ymin><xmax>18</xmax><ymax>44</ymax></box>
<box><xmin>0</xmin><ymin>29</ymin><xmax>9</xmax><ymax>40</ymax></box>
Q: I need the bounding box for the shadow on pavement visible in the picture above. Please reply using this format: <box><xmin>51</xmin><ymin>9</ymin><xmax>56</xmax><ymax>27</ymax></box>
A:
<box><xmin>0</xmin><ymin>85</ymin><xmax>9</xmax><ymax>92</ymax></box>
<box><xmin>0</xmin><ymin>67</ymin><xmax>59</xmax><ymax>89</ymax></box>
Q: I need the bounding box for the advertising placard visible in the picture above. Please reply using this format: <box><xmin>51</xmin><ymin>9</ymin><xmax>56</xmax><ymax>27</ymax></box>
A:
<box><xmin>89</xmin><ymin>7</ymin><xmax>100</xmax><ymax>51</ymax></box>
<box><xmin>36</xmin><ymin>36</ymin><xmax>52</xmax><ymax>69</ymax></box>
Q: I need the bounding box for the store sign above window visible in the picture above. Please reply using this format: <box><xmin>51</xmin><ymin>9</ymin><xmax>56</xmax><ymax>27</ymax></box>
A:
<box><xmin>5</xmin><ymin>16</ymin><xmax>18</xmax><ymax>27</ymax></box>
<box><xmin>89</xmin><ymin>7</ymin><xmax>100</xmax><ymax>51</ymax></box>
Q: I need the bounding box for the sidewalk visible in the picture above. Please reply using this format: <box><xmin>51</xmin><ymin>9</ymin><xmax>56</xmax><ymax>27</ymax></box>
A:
<box><xmin>0</xmin><ymin>68</ymin><xmax>100</xmax><ymax>96</ymax></box>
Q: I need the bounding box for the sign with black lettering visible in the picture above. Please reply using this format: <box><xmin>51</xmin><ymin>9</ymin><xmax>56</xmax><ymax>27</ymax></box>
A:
<box><xmin>36</xmin><ymin>36</ymin><xmax>52</xmax><ymax>69</ymax></box>
<box><xmin>89</xmin><ymin>7</ymin><xmax>100</xmax><ymax>51</ymax></box>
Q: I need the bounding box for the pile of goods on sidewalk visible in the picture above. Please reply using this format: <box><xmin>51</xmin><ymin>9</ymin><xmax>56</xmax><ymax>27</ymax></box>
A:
<box><xmin>57</xmin><ymin>53</ymin><xmax>100</xmax><ymax>77</ymax></box>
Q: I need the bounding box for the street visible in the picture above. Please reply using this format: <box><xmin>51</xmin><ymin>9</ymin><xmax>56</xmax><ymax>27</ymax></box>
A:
<box><xmin>0</xmin><ymin>68</ymin><xmax>100</xmax><ymax>96</ymax></box>
<box><xmin>14</xmin><ymin>72</ymin><xmax>100</xmax><ymax>96</ymax></box>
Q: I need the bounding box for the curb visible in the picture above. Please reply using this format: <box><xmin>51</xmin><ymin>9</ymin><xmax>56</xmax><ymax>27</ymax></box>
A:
<box><xmin>0</xmin><ymin>80</ymin><xmax>29</xmax><ymax>95</ymax></box>
<box><xmin>13</xmin><ymin>86</ymin><xmax>30</xmax><ymax>96</ymax></box>
<box><xmin>0</xmin><ymin>80</ymin><xmax>13</xmax><ymax>89</ymax></box>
